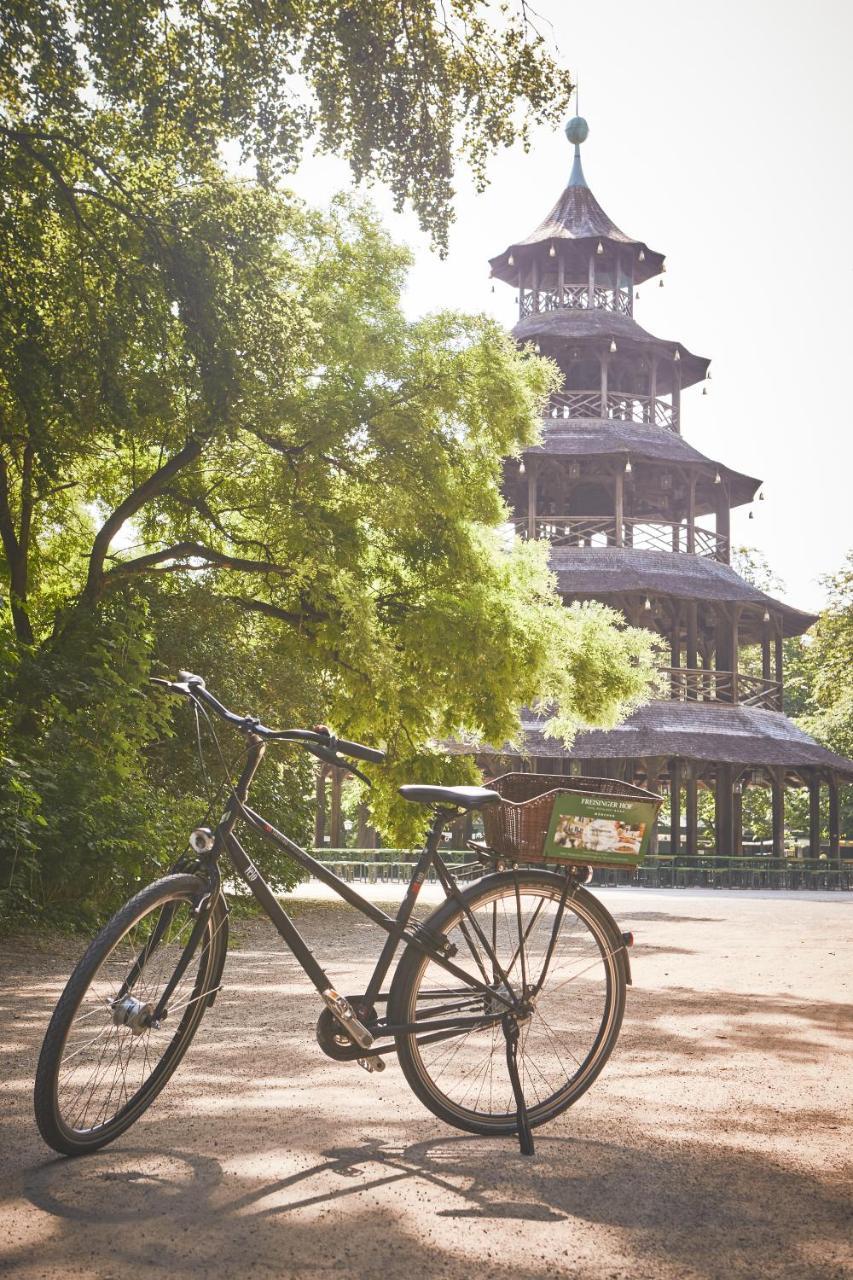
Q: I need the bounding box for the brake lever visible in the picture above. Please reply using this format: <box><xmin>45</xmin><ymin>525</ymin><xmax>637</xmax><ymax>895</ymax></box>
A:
<box><xmin>305</xmin><ymin>743</ymin><xmax>372</xmax><ymax>788</ymax></box>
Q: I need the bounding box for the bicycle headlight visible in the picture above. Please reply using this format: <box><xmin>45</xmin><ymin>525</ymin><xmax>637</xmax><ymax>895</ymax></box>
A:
<box><xmin>189</xmin><ymin>827</ymin><xmax>215</xmax><ymax>854</ymax></box>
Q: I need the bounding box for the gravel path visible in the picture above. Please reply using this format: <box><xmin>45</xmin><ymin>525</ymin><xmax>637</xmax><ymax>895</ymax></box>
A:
<box><xmin>1</xmin><ymin>885</ymin><xmax>851</xmax><ymax>1280</ymax></box>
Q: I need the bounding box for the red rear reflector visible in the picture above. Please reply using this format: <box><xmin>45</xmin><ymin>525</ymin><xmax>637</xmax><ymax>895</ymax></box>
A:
<box><xmin>622</xmin><ymin>931</ymin><xmax>634</xmax><ymax>948</ymax></box>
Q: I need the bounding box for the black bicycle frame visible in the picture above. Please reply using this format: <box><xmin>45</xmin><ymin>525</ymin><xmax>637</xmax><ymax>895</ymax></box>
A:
<box><xmin>207</xmin><ymin>735</ymin><xmax>524</xmax><ymax>1054</ymax></box>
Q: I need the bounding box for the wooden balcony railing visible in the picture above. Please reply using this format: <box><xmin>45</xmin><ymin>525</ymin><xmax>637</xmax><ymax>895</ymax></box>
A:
<box><xmin>547</xmin><ymin>389</ymin><xmax>677</xmax><ymax>431</ymax></box>
<box><xmin>520</xmin><ymin>286</ymin><xmax>632</xmax><ymax>317</ymax></box>
<box><xmin>660</xmin><ymin>667</ymin><xmax>782</xmax><ymax>710</ymax></box>
<box><xmin>512</xmin><ymin>516</ymin><xmax>728</xmax><ymax>562</ymax></box>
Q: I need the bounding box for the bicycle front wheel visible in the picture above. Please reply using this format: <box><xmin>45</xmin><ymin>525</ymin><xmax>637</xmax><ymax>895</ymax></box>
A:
<box><xmin>34</xmin><ymin>873</ymin><xmax>227</xmax><ymax>1155</ymax></box>
<box><xmin>390</xmin><ymin>870</ymin><xmax>627</xmax><ymax>1136</ymax></box>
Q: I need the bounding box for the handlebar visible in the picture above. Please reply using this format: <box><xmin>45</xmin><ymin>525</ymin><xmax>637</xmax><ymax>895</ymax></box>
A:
<box><xmin>150</xmin><ymin>671</ymin><xmax>386</xmax><ymax>770</ymax></box>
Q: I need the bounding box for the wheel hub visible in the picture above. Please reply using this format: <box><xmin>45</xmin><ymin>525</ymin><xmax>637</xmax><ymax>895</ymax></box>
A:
<box><xmin>111</xmin><ymin>993</ymin><xmax>156</xmax><ymax>1035</ymax></box>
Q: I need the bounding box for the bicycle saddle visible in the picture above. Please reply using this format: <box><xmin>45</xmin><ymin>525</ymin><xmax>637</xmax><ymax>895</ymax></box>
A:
<box><xmin>398</xmin><ymin>785</ymin><xmax>501</xmax><ymax>811</ymax></box>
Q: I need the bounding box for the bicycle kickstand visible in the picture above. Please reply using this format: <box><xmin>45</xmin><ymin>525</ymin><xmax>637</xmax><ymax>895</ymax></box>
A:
<box><xmin>502</xmin><ymin>1014</ymin><xmax>534</xmax><ymax>1156</ymax></box>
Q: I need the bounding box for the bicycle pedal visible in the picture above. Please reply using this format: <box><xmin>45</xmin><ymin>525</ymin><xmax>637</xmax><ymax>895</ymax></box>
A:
<box><xmin>321</xmin><ymin>987</ymin><xmax>374</xmax><ymax>1050</ymax></box>
<box><xmin>357</xmin><ymin>1056</ymin><xmax>386</xmax><ymax>1073</ymax></box>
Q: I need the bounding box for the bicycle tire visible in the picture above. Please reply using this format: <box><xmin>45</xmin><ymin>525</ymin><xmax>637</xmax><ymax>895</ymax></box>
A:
<box><xmin>34</xmin><ymin>873</ymin><xmax>227</xmax><ymax>1155</ymax></box>
<box><xmin>389</xmin><ymin>870</ymin><xmax>627</xmax><ymax>1136</ymax></box>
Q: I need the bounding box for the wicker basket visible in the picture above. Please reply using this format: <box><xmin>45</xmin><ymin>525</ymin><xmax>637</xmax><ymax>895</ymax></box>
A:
<box><xmin>481</xmin><ymin>773</ymin><xmax>662</xmax><ymax>868</ymax></box>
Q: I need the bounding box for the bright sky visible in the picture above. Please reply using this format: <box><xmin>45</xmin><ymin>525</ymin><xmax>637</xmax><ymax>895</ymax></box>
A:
<box><xmin>288</xmin><ymin>0</ymin><xmax>853</xmax><ymax>613</ymax></box>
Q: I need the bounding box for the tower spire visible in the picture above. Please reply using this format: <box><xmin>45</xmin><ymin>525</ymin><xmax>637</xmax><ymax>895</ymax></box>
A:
<box><xmin>565</xmin><ymin>111</ymin><xmax>589</xmax><ymax>188</ymax></box>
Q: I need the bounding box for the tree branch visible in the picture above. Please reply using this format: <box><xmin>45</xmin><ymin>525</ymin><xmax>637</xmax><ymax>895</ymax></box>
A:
<box><xmin>84</xmin><ymin>435</ymin><xmax>207</xmax><ymax>599</ymax></box>
<box><xmin>104</xmin><ymin>541</ymin><xmax>294</xmax><ymax>582</ymax></box>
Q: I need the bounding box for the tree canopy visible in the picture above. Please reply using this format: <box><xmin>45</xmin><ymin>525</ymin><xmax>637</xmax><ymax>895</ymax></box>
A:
<box><xmin>1</xmin><ymin>0</ymin><xmax>573</xmax><ymax>251</ymax></box>
<box><xmin>0</xmin><ymin>3</ymin><xmax>666</xmax><ymax>924</ymax></box>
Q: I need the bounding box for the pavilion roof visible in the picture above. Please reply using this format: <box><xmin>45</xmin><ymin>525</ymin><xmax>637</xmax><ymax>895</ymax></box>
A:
<box><xmin>548</xmin><ymin>547</ymin><xmax>817</xmax><ymax>637</ymax></box>
<box><xmin>446</xmin><ymin>704</ymin><xmax>853</xmax><ymax>779</ymax></box>
<box><xmin>513</xmin><ymin>309</ymin><xmax>710</xmax><ymax>391</ymax></box>
<box><xmin>489</xmin><ymin>142</ymin><xmax>665</xmax><ymax>286</ymax></box>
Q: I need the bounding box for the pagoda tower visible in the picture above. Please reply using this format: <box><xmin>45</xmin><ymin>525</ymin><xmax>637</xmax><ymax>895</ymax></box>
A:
<box><xmin>477</xmin><ymin>115</ymin><xmax>853</xmax><ymax>857</ymax></box>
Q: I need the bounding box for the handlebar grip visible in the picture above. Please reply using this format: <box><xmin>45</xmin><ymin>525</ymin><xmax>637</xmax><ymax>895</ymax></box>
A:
<box><xmin>334</xmin><ymin>737</ymin><xmax>386</xmax><ymax>765</ymax></box>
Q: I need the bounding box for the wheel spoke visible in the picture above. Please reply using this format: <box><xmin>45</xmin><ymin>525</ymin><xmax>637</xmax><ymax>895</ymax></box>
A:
<box><xmin>41</xmin><ymin>883</ymin><xmax>219</xmax><ymax>1145</ymax></box>
<box><xmin>402</xmin><ymin>879</ymin><xmax>621</xmax><ymax>1126</ymax></box>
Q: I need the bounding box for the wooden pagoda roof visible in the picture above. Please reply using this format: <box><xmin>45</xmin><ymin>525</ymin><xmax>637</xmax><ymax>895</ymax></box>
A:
<box><xmin>521</xmin><ymin>421</ymin><xmax>760</xmax><ymax>511</ymax></box>
<box><xmin>549</xmin><ymin>548</ymin><xmax>817</xmax><ymax>637</ymax></box>
<box><xmin>489</xmin><ymin>149</ymin><xmax>665</xmax><ymax>286</ymax></box>
<box><xmin>513</xmin><ymin>310</ymin><xmax>710</xmax><ymax>392</ymax></box>
<box><xmin>448</xmin><ymin>704</ymin><xmax>853</xmax><ymax>778</ymax></box>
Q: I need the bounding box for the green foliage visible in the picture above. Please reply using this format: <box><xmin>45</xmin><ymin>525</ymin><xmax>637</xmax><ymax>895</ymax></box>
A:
<box><xmin>0</xmin><ymin>0</ymin><xmax>572</xmax><ymax>251</ymax></box>
<box><xmin>0</xmin><ymin>7</ymin><xmax>663</xmax><ymax>923</ymax></box>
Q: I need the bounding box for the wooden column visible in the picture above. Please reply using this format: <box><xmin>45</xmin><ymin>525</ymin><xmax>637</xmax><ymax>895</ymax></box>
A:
<box><xmin>588</xmin><ymin>250</ymin><xmax>595</xmax><ymax>306</ymax></box>
<box><xmin>809</xmin><ymin>775</ymin><xmax>822</xmax><ymax>858</ymax></box>
<box><xmin>314</xmin><ymin>766</ymin><xmax>328</xmax><ymax>848</ymax></box>
<box><xmin>557</xmin><ymin>253</ymin><xmax>565</xmax><ymax>307</ymax></box>
<box><xmin>670</xmin><ymin>759</ymin><xmax>682</xmax><ymax>856</ymax></box>
<box><xmin>330</xmin><ymin>769</ymin><xmax>343</xmax><ymax>849</ymax></box>
<box><xmin>731</xmin><ymin>606</ymin><xmax>741</xmax><ymax>704</ymax></box>
<box><xmin>715</xmin><ymin>479</ymin><xmax>731</xmax><ymax>564</ymax></box>
<box><xmin>614</xmin><ymin>248</ymin><xmax>621</xmax><ymax>312</ymax></box>
<box><xmin>686</xmin><ymin>600</ymin><xmax>698</xmax><ymax>682</ymax></box>
<box><xmin>762</xmin><ymin>615</ymin><xmax>772</xmax><ymax>682</ymax></box>
<box><xmin>672</xmin><ymin>357</ymin><xmax>682</xmax><ymax>433</ymax></box>
<box><xmin>774</xmin><ymin>622</ymin><xmax>784</xmax><ymax>692</ymax></box>
<box><xmin>771</xmin><ymin>767</ymin><xmax>785</xmax><ymax>857</ymax></box>
<box><xmin>733</xmin><ymin>776</ymin><xmax>743</xmax><ymax>855</ymax></box>
<box><xmin>828</xmin><ymin>774</ymin><xmax>840</xmax><ymax>857</ymax></box>
<box><xmin>686</xmin><ymin>473</ymin><xmax>696</xmax><ymax>554</ymax></box>
<box><xmin>685</xmin><ymin>765</ymin><xmax>698</xmax><ymax>856</ymax></box>
<box><xmin>527</xmin><ymin>460</ymin><xmax>537</xmax><ymax>540</ymax></box>
<box><xmin>648</xmin><ymin>355</ymin><xmax>658</xmax><ymax>424</ymax></box>
<box><xmin>644</xmin><ymin>758</ymin><xmax>664</xmax><ymax>853</ymax></box>
<box><xmin>532</xmin><ymin>258</ymin><xmax>540</xmax><ymax>313</ymax></box>
<box><xmin>614</xmin><ymin>466</ymin><xmax>624</xmax><ymax>547</ymax></box>
<box><xmin>715</xmin><ymin>764</ymin><xmax>734</xmax><ymax>856</ymax></box>
<box><xmin>670</xmin><ymin>602</ymin><xmax>681</xmax><ymax>669</ymax></box>
<box><xmin>600</xmin><ymin>353</ymin><xmax>609</xmax><ymax>416</ymax></box>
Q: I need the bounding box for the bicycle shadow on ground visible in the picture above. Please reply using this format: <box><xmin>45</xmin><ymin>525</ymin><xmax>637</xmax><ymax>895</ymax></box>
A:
<box><xmin>17</xmin><ymin>1125</ymin><xmax>852</xmax><ymax>1280</ymax></box>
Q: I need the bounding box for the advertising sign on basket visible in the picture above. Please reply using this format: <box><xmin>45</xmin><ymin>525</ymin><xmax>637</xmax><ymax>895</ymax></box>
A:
<box><xmin>543</xmin><ymin>791</ymin><xmax>658</xmax><ymax>868</ymax></box>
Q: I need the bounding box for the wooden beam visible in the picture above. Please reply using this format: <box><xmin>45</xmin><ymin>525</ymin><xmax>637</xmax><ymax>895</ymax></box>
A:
<box><xmin>685</xmin><ymin>765</ymin><xmax>698</xmax><ymax>856</ymax></box>
<box><xmin>686</xmin><ymin>600</ymin><xmax>698</xmax><ymax>677</ymax></box>
<box><xmin>762</xmin><ymin>615</ymin><xmax>772</xmax><ymax>681</ymax></box>
<box><xmin>670</xmin><ymin>601</ymin><xmax>681</xmax><ymax>668</ymax></box>
<box><xmin>715</xmin><ymin>763</ymin><xmax>734</xmax><ymax>856</ymax></box>
<box><xmin>614</xmin><ymin>466</ymin><xmax>624</xmax><ymax>547</ymax></box>
<box><xmin>670</xmin><ymin>759</ymin><xmax>681</xmax><ymax>856</ymax></box>
<box><xmin>715</xmin><ymin>479</ymin><xmax>731</xmax><ymax>565</ymax></box>
<box><xmin>672</xmin><ymin>355</ymin><xmax>682</xmax><ymax>433</ymax></box>
<box><xmin>686</xmin><ymin>473</ymin><xmax>696</xmax><ymax>553</ymax></box>
<box><xmin>527</xmin><ymin>459</ymin><xmax>537</xmax><ymax>539</ymax></box>
<box><xmin>828</xmin><ymin>774</ymin><xmax>840</xmax><ymax>857</ymax></box>
<box><xmin>771</xmin><ymin>767</ymin><xmax>785</xmax><ymax>857</ymax></box>
<box><xmin>809</xmin><ymin>775</ymin><xmax>821</xmax><ymax>858</ymax></box>
<box><xmin>733</xmin><ymin>775</ymin><xmax>743</xmax><ymax>856</ymax></box>
<box><xmin>648</xmin><ymin>355</ymin><xmax>658</xmax><ymax>423</ymax></box>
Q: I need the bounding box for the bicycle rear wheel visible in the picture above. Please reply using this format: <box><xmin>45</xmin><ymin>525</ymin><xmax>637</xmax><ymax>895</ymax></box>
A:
<box><xmin>390</xmin><ymin>870</ymin><xmax>627</xmax><ymax>1136</ymax></box>
<box><xmin>34</xmin><ymin>873</ymin><xmax>227</xmax><ymax>1155</ymax></box>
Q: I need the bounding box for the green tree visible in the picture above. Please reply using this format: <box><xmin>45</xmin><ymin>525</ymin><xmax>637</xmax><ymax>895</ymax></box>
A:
<box><xmin>0</xmin><ymin>0</ymin><xmax>572</xmax><ymax>251</ymax></box>
<box><xmin>0</xmin><ymin>4</ymin><xmax>664</xmax><ymax>921</ymax></box>
<box><xmin>0</xmin><ymin>172</ymin><xmax>658</xmax><ymax>917</ymax></box>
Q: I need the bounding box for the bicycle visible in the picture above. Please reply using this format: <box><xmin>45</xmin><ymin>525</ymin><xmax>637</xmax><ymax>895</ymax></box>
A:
<box><xmin>34</xmin><ymin>672</ymin><xmax>633</xmax><ymax>1158</ymax></box>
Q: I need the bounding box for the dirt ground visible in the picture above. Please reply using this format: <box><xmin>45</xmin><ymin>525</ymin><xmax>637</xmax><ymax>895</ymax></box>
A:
<box><xmin>1</xmin><ymin>884</ymin><xmax>852</xmax><ymax>1280</ymax></box>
